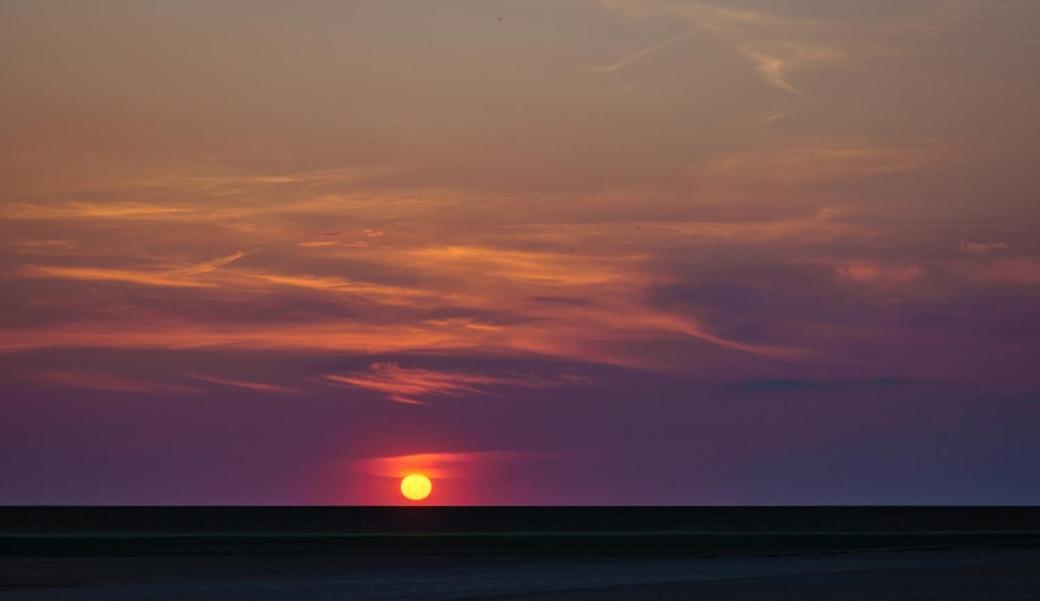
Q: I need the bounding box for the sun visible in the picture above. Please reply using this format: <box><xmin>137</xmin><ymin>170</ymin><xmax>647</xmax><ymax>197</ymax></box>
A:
<box><xmin>400</xmin><ymin>473</ymin><xmax>432</xmax><ymax>501</ymax></box>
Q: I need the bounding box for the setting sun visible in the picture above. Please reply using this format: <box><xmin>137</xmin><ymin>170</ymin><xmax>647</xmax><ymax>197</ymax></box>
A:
<box><xmin>400</xmin><ymin>473</ymin><xmax>432</xmax><ymax>502</ymax></box>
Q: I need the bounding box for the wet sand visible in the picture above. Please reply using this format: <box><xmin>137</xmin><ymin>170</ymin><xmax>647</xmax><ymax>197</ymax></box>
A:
<box><xmin>3</xmin><ymin>548</ymin><xmax>1040</xmax><ymax>600</ymax></box>
<box><xmin>3</xmin><ymin>507</ymin><xmax>1040</xmax><ymax>600</ymax></box>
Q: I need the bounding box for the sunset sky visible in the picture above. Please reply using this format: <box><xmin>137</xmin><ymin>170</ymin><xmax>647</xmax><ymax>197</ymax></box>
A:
<box><xmin>2</xmin><ymin>0</ymin><xmax>1039</xmax><ymax>505</ymax></box>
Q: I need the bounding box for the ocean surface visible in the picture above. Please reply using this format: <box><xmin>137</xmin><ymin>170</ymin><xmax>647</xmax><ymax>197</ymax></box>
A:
<box><xmin>2</xmin><ymin>507</ymin><xmax>1040</xmax><ymax>600</ymax></box>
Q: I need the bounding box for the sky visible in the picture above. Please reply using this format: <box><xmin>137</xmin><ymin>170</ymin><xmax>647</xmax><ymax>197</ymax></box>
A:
<box><xmin>1</xmin><ymin>0</ymin><xmax>1039</xmax><ymax>505</ymax></box>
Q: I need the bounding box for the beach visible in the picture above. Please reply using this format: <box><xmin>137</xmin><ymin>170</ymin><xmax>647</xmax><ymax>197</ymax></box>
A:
<box><xmin>2</xmin><ymin>508</ymin><xmax>1040</xmax><ymax>600</ymax></box>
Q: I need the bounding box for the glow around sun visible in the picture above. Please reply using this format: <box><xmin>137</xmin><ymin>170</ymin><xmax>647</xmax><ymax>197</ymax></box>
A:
<box><xmin>400</xmin><ymin>473</ymin><xmax>432</xmax><ymax>501</ymax></box>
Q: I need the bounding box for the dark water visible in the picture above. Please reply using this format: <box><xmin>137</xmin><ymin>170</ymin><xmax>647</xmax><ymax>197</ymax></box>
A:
<box><xmin>3</xmin><ymin>507</ymin><xmax>1040</xmax><ymax>599</ymax></box>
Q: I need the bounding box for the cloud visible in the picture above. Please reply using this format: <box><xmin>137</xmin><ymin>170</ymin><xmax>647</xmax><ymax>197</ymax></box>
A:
<box><xmin>2</xmin><ymin>202</ymin><xmax>197</xmax><ymax>221</ymax></box>
<box><xmin>598</xmin><ymin>0</ymin><xmax>927</xmax><ymax>92</ymax></box>
<box><xmin>20</xmin><ymin>265</ymin><xmax>216</xmax><ymax>289</ymax></box>
<box><xmin>732</xmin><ymin>376</ymin><xmax>911</xmax><ymax>393</ymax></box>
<box><xmin>28</xmin><ymin>370</ymin><xmax>200</xmax><ymax>395</ymax></box>
<box><xmin>177</xmin><ymin>252</ymin><xmax>249</xmax><ymax>276</ymax></box>
<box><xmin>19</xmin><ymin>252</ymin><xmax>247</xmax><ymax>289</ymax></box>
<box><xmin>954</xmin><ymin>258</ymin><xmax>1040</xmax><ymax>285</ymax></box>
<box><xmin>122</xmin><ymin>165</ymin><xmax>392</xmax><ymax>197</ymax></box>
<box><xmin>836</xmin><ymin>261</ymin><xmax>923</xmax><ymax>285</ymax></box>
<box><xmin>350</xmin><ymin>450</ymin><xmax>551</xmax><ymax>479</ymax></box>
<box><xmin>4</xmin><ymin>234</ymin><xmax>810</xmax><ymax>368</ymax></box>
<box><xmin>959</xmin><ymin>240</ymin><xmax>1008</xmax><ymax>255</ymax></box>
<box><xmin>695</xmin><ymin>139</ymin><xmax>947</xmax><ymax>185</ymax></box>
<box><xmin>591</xmin><ymin>32</ymin><xmax>692</xmax><ymax>73</ymax></box>
<box><xmin>322</xmin><ymin>362</ymin><xmax>561</xmax><ymax>404</ymax></box>
<box><xmin>397</xmin><ymin>245</ymin><xmax>639</xmax><ymax>286</ymax></box>
<box><xmin>188</xmin><ymin>373</ymin><xmax>297</xmax><ymax>395</ymax></box>
<box><xmin>235</xmin><ymin>271</ymin><xmax>431</xmax><ymax>306</ymax></box>
<box><xmin>7</xmin><ymin>239</ymin><xmax>80</xmax><ymax>255</ymax></box>
<box><xmin>18</xmin><ymin>253</ymin><xmax>436</xmax><ymax>307</ymax></box>
<box><xmin>741</xmin><ymin>49</ymin><xmax>798</xmax><ymax>93</ymax></box>
<box><xmin>0</xmin><ymin>319</ymin><xmax>489</xmax><ymax>355</ymax></box>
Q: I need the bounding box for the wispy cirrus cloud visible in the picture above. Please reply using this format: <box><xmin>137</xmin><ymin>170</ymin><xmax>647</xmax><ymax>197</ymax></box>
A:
<box><xmin>694</xmin><ymin>139</ymin><xmax>948</xmax><ymax>185</ymax></box>
<box><xmin>28</xmin><ymin>370</ymin><xmax>199</xmax><ymax>395</ymax></box>
<box><xmin>350</xmin><ymin>450</ymin><xmax>553</xmax><ymax>479</ymax></box>
<box><xmin>322</xmin><ymin>362</ymin><xmax>565</xmax><ymax>405</ymax></box>
<box><xmin>7</xmin><ymin>239</ymin><xmax>80</xmax><ymax>255</ymax></box>
<box><xmin>959</xmin><ymin>240</ymin><xmax>1009</xmax><ymax>255</ymax></box>
<box><xmin>397</xmin><ymin>245</ymin><xmax>639</xmax><ymax>286</ymax></box>
<box><xmin>598</xmin><ymin>0</ymin><xmax>936</xmax><ymax>92</ymax></box>
<box><xmin>591</xmin><ymin>32</ymin><xmax>692</xmax><ymax>73</ymax></box>
<box><xmin>0</xmin><ymin>319</ymin><xmax>488</xmax><ymax>355</ymax></box>
<box><xmin>18</xmin><ymin>252</ymin><xmax>436</xmax><ymax>307</ymax></box>
<box><xmin>19</xmin><ymin>252</ymin><xmax>247</xmax><ymax>289</ymax></box>
<box><xmin>120</xmin><ymin>165</ymin><xmax>392</xmax><ymax>197</ymax></box>
<box><xmin>188</xmin><ymin>373</ymin><xmax>298</xmax><ymax>395</ymax></box>
<box><xmin>836</xmin><ymin>261</ymin><xmax>923</xmax><ymax>285</ymax></box>
<box><xmin>953</xmin><ymin>258</ymin><xmax>1040</xmax><ymax>286</ymax></box>
<box><xmin>2</xmin><ymin>202</ymin><xmax>198</xmax><ymax>221</ymax></box>
<box><xmin>4</xmin><ymin>233</ymin><xmax>810</xmax><ymax>368</ymax></box>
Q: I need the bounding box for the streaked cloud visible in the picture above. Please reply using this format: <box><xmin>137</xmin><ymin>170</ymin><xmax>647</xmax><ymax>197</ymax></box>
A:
<box><xmin>350</xmin><ymin>450</ymin><xmax>551</xmax><ymax>479</ymax></box>
<box><xmin>836</xmin><ymin>262</ymin><xmax>923</xmax><ymax>285</ymax></box>
<box><xmin>322</xmin><ymin>362</ymin><xmax>567</xmax><ymax>405</ymax></box>
<box><xmin>959</xmin><ymin>240</ymin><xmax>1009</xmax><ymax>255</ymax></box>
<box><xmin>954</xmin><ymin>258</ymin><xmax>1040</xmax><ymax>285</ymax></box>
<box><xmin>694</xmin><ymin>139</ymin><xmax>948</xmax><ymax>185</ymax></box>
<box><xmin>121</xmin><ymin>165</ymin><xmax>392</xmax><ymax>197</ymax></box>
<box><xmin>598</xmin><ymin>0</ymin><xmax>933</xmax><ymax>92</ymax></box>
<box><xmin>28</xmin><ymin>370</ymin><xmax>199</xmax><ymax>395</ymax></box>
<box><xmin>188</xmin><ymin>373</ymin><xmax>298</xmax><ymax>395</ymax></box>
<box><xmin>2</xmin><ymin>202</ymin><xmax>197</xmax><ymax>221</ymax></box>
<box><xmin>7</xmin><ymin>239</ymin><xmax>80</xmax><ymax>255</ymax></box>
<box><xmin>19</xmin><ymin>252</ymin><xmax>246</xmax><ymax>289</ymax></box>
<box><xmin>591</xmin><ymin>32</ymin><xmax>691</xmax><ymax>73</ymax></box>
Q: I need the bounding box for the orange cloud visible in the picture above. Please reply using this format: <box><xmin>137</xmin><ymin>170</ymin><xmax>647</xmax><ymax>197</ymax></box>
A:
<box><xmin>7</xmin><ymin>239</ymin><xmax>80</xmax><ymax>255</ymax></box>
<box><xmin>398</xmin><ymin>245</ymin><xmax>638</xmax><ymax>286</ymax></box>
<box><xmin>2</xmin><ymin>201</ymin><xmax>198</xmax><ymax>221</ymax></box>
<box><xmin>122</xmin><ymin>165</ymin><xmax>392</xmax><ymax>197</ymax></box>
<box><xmin>19</xmin><ymin>265</ymin><xmax>216</xmax><ymax>289</ymax></box>
<box><xmin>235</xmin><ymin>271</ymin><xmax>431</xmax><ymax>306</ymax></box>
<box><xmin>20</xmin><ymin>252</ymin><xmax>247</xmax><ymax>288</ymax></box>
<box><xmin>322</xmin><ymin>362</ymin><xmax>546</xmax><ymax>404</ymax></box>
<box><xmin>0</xmin><ymin>319</ymin><xmax>487</xmax><ymax>355</ymax></box>
<box><xmin>5</xmin><ymin>234</ymin><xmax>809</xmax><ymax>369</ymax></box>
<box><xmin>350</xmin><ymin>450</ymin><xmax>550</xmax><ymax>479</ymax></box>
